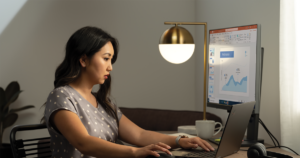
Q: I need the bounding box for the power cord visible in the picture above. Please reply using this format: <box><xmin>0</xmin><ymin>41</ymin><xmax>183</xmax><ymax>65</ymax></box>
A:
<box><xmin>259</xmin><ymin>118</ymin><xmax>279</xmax><ymax>147</ymax></box>
<box><xmin>239</xmin><ymin>118</ymin><xmax>299</xmax><ymax>156</ymax></box>
<box><xmin>259</xmin><ymin>118</ymin><xmax>299</xmax><ymax>155</ymax></box>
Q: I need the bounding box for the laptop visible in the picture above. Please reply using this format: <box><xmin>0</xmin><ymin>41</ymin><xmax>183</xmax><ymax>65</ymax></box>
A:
<box><xmin>161</xmin><ymin>101</ymin><xmax>256</xmax><ymax>158</ymax></box>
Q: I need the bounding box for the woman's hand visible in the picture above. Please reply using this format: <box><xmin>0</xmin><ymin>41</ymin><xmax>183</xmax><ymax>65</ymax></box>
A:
<box><xmin>132</xmin><ymin>142</ymin><xmax>172</xmax><ymax>158</ymax></box>
<box><xmin>179</xmin><ymin>137</ymin><xmax>215</xmax><ymax>151</ymax></box>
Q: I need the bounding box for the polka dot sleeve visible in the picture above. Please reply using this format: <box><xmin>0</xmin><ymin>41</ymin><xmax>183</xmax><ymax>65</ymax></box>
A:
<box><xmin>44</xmin><ymin>88</ymin><xmax>78</xmax><ymax>134</ymax></box>
<box><xmin>113</xmin><ymin>103</ymin><xmax>123</xmax><ymax>121</ymax></box>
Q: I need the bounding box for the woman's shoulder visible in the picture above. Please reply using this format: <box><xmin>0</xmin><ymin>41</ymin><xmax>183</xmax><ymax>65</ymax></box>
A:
<box><xmin>47</xmin><ymin>85</ymin><xmax>73</xmax><ymax>99</ymax></box>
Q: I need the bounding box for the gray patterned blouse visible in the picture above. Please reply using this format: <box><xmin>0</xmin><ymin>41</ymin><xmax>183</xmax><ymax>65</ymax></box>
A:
<box><xmin>44</xmin><ymin>85</ymin><xmax>123</xmax><ymax>158</ymax></box>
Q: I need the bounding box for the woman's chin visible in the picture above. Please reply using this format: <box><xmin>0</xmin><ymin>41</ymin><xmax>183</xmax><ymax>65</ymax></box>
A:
<box><xmin>99</xmin><ymin>80</ymin><xmax>105</xmax><ymax>84</ymax></box>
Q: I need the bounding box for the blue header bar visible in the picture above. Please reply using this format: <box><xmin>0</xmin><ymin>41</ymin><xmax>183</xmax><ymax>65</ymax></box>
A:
<box><xmin>220</xmin><ymin>51</ymin><xmax>234</xmax><ymax>58</ymax></box>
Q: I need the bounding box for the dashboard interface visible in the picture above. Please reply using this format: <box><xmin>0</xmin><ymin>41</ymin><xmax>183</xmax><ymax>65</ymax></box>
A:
<box><xmin>208</xmin><ymin>25</ymin><xmax>257</xmax><ymax>105</ymax></box>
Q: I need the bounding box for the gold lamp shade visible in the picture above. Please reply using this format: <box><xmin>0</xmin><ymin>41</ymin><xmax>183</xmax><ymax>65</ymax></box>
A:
<box><xmin>159</xmin><ymin>25</ymin><xmax>194</xmax><ymax>44</ymax></box>
<box><xmin>159</xmin><ymin>25</ymin><xmax>195</xmax><ymax>64</ymax></box>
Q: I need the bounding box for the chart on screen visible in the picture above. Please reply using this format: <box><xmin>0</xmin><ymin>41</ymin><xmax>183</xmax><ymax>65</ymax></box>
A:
<box><xmin>219</xmin><ymin>47</ymin><xmax>250</xmax><ymax>97</ymax></box>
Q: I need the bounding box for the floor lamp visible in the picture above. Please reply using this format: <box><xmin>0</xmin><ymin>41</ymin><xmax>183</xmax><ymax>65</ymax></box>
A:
<box><xmin>158</xmin><ymin>22</ymin><xmax>207</xmax><ymax>120</ymax></box>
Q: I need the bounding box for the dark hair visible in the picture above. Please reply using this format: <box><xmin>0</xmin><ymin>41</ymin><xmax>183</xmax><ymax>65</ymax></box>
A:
<box><xmin>42</xmin><ymin>26</ymin><xmax>119</xmax><ymax>125</ymax></box>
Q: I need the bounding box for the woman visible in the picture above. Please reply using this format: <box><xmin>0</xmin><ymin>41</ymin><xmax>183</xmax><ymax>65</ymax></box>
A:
<box><xmin>44</xmin><ymin>26</ymin><xmax>214</xmax><ymax>158</ymax></box>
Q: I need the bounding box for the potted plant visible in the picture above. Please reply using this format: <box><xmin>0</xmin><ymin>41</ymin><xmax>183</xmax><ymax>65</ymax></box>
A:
<box><xmin>0</xmin><ymin>81</ymin><xmax>35</xmax><ymax>157</ymax></box>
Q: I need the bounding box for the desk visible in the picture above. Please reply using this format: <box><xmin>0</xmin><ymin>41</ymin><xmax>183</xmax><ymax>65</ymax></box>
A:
<box><xmin>121</xmin><ymin>131</ymin><xmax>300</xmax><ymax>158</ymax></box>
<box><xmin>170</xmin><ymin>131</ymin><xmax>300</xmax><ymax>158</ymax></box>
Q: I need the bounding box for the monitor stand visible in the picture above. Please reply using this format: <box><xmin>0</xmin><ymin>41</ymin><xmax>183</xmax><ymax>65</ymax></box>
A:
<box><xmin>242</xmin><ymin>113</ymin><xmax>264</xmax><ymax>147</ymax></box>
<box><xmin>241</xmin><ymin>139</ymin><xmax>264</xmax><ymax>147</ymax></box>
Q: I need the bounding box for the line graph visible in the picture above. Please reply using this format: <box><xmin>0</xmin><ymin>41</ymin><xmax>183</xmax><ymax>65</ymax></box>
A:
<box><xmin>222</xmin><ymin>75</ymin><xmax>247</xmax><ymax>93</ymax></box>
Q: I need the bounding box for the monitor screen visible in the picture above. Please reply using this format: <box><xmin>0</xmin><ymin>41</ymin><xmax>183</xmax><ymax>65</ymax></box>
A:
<box><xmin>207</xmin><ymin>24</ymin><xmax>258</xmax><ymax>106</ymax></box>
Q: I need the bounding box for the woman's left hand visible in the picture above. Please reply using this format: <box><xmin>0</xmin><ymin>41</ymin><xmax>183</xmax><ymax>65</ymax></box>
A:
<box><xmin>178</xmin><ymin>137</ymin><xmax>215</xmax><ymax>151</ymax></box>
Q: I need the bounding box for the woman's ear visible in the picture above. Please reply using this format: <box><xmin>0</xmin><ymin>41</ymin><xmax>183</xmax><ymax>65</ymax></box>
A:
<box><xmin>79</xmin><ymin>55</ymin><xmax>88</xmax><ymax>67</ymax></box>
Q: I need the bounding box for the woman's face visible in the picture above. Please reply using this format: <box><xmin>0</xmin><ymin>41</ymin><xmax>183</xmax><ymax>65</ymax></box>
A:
<box><xmin>84</xmin><ymin>42</ymin><xmax>114</xmax><ymax>85</ymax></box>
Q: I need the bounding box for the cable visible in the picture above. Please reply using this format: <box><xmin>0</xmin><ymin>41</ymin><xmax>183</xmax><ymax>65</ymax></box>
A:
<box><xmin>259</xmin><ymin>118</ymin><xmax>280</xmax><ymax>147</ymax></box>
<box><xmin>259</xmin><ymin>119</ymin><xmax>278</xmax><ymax>147</ymax></box>
<box><xmin>259</xmin><ymin>118</ymin><xmax>298</xmax><ymax>155</ymax></box>
<box><xmin>266</xmin><ymin>146</ymin><xmax>299</xmax><ymax>155</ymax></box>
<box><xmin>260</xmin><ymin>122</ymin><xmax>276</xmax><ymax>146</ymax></box>
<box><xmin>239</xmin><ymin>118</ymin><xmax>299</xmax><ymax>156</ymax></box>
<box><xmin>240</xmin><ymin>146</ymin><xmax>299</xmax><ymax>155</ymax></box>
<box><xmin>259</xmin><ymin>119</ymin><xmax>280</xmax><ymax>146</ymax></box>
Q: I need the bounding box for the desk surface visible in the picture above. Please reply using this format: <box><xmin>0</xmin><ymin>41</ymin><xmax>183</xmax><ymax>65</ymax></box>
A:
<box><xmin>159</xmin><ymin>131</ymin><xmax>299</xmax><ymax>158</ymax></box>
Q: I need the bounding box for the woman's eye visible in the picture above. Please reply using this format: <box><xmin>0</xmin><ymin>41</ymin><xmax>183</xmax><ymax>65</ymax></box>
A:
<box><xmin>104</xmin><ymin>58</ymin><xmax>109</xmax><ymax>61</ymax></box>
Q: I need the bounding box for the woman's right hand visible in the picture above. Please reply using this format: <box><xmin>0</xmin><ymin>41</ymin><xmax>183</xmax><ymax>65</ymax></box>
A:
<box><xmin>132</xmin><ymin>142</ymin><xmax>172</xmax><ymax>158</ymax></box>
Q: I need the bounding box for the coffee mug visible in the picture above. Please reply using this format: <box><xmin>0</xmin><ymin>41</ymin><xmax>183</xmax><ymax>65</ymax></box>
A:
<box><xmin>195</xmin><ymin>120</ymin><xmax>222</xmax><ymax>139</ymax></box>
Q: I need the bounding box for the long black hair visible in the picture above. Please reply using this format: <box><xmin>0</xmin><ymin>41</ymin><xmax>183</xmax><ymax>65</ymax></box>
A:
<box><xmin>42</xmin><ymin>26</ymin><xmax>119</xmax><ymax>125</ymax></box>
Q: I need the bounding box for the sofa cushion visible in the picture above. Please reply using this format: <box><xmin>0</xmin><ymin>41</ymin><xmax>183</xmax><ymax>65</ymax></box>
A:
<box><xmin>119</xmin><ymin>107</ymin><xmax>222</xmax><ymax>131</ymax></box>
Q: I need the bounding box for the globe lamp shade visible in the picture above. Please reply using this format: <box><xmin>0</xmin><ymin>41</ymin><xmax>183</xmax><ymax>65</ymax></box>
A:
<box><xmin>159</xmin><ymin>25</ymin><xmax>195</xmax><ymax>64</ymax></box>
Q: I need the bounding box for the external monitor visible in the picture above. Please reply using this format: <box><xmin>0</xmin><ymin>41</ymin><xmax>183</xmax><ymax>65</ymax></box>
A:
<box><xmin>207</xmin><ymin>24</ymin><xmax>264</xmax><ymax>146</ymax></box>
<box><xmin>207</xmin><ymin>24</ymin><xmax>262</xmax><ymax>112</ymax></box>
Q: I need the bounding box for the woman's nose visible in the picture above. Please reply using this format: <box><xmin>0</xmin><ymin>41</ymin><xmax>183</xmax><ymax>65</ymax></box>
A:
<box><xmin>107</xmin><ymin>64</ymin><xmax>113</xmax><ymax>71</ymax></box>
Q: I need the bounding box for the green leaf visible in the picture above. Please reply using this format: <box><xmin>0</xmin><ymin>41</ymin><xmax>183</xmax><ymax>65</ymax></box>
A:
<box><xmin>3</xmin><ymin>113</ymin><xmax>18</xmax><ymax>130</ymax></box>
<box><xmin>5</xmin><ymin>81</ymin><xmax>20</xmax><ymax>103</ymax></box>
<box><xmin>8</xmin><ymin>105</ymin><xmax>35</xmax><ymax>114</ymax></box>
<box><xmin>0</xmin><ymin>88</ymin><xmax>5</xmax><ymax>110</ymax></box>
<box><xmin>2</xmin><ymin>90</ymin><xmax>23</xmax><ymax>112</ymax></box>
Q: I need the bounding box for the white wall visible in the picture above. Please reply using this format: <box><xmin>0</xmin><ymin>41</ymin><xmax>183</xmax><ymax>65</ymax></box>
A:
<box><xmin>0</xmin><ymin>0</ymin><xmax>196</xmax><ymax>143</ymax></box>
<box><xmin>195</xmin><ymin>0</ymin><xmax>280</xmax><ymax>145</ymax></box>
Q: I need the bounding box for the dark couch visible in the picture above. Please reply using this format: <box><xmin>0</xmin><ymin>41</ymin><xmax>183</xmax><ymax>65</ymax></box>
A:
<box><xmin>119</xmin><ymin>107</ymin><xmax>222</xmax><ymax>131</ymax></box>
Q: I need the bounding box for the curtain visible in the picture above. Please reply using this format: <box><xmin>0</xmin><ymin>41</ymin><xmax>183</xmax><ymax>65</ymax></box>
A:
<box><xmin>280</xmin><ymin>0</ymin><xmax>300</xmax><ymax>154</ymax></box>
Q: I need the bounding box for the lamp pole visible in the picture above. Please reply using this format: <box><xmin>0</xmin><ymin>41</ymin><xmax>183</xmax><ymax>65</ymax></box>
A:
<box><xmin>164</xmin><ymin>22</ymin><xmax>207</xmax><ymax>120</ymax></box>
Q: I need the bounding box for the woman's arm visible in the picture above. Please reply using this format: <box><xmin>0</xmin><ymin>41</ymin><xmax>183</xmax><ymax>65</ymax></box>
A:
<box><xmin>118</xmin><ymin>115</ymin><xmax>215</xmax><ymax>151</ymax></box>
<box><xmin>51</xmin><ymin>110</ymin><xmax>170</xmax><ymax>158</ymax></box>
<box><xmin>118</xmin><ymin>115</ymin><xmax>177</xmax><ymax>148</ymax></box>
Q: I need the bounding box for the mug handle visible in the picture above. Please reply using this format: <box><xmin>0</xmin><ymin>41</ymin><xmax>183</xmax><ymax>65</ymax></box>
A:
<box><xmin>213</xmin><ymin>122</ymin><xmax>223</xmax><ymax>136</ymax></box>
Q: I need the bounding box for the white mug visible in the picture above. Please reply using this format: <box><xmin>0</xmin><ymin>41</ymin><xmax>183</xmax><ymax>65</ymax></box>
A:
<box><xmin>195</xmin><ymin>120</ymin><xmax>222</xmax><ymax>139</ymax></box>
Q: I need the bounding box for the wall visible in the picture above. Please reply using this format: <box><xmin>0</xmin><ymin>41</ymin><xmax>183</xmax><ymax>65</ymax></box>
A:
<box><xmin>195</xmin><ymin>0</ymin><xmax>280</xmax><ymax>145</ymax></box>
<box><xmin>0</xmin><ymin>0</ymin><xmax>196</xmax><ymax>143</ymax></box>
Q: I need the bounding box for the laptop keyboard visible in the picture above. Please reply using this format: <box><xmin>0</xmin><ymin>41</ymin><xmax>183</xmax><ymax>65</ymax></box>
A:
<box><xmin>177</xmin><ymin>150</ymin><xmax>217</xmax><ymax>158</ymax></box>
